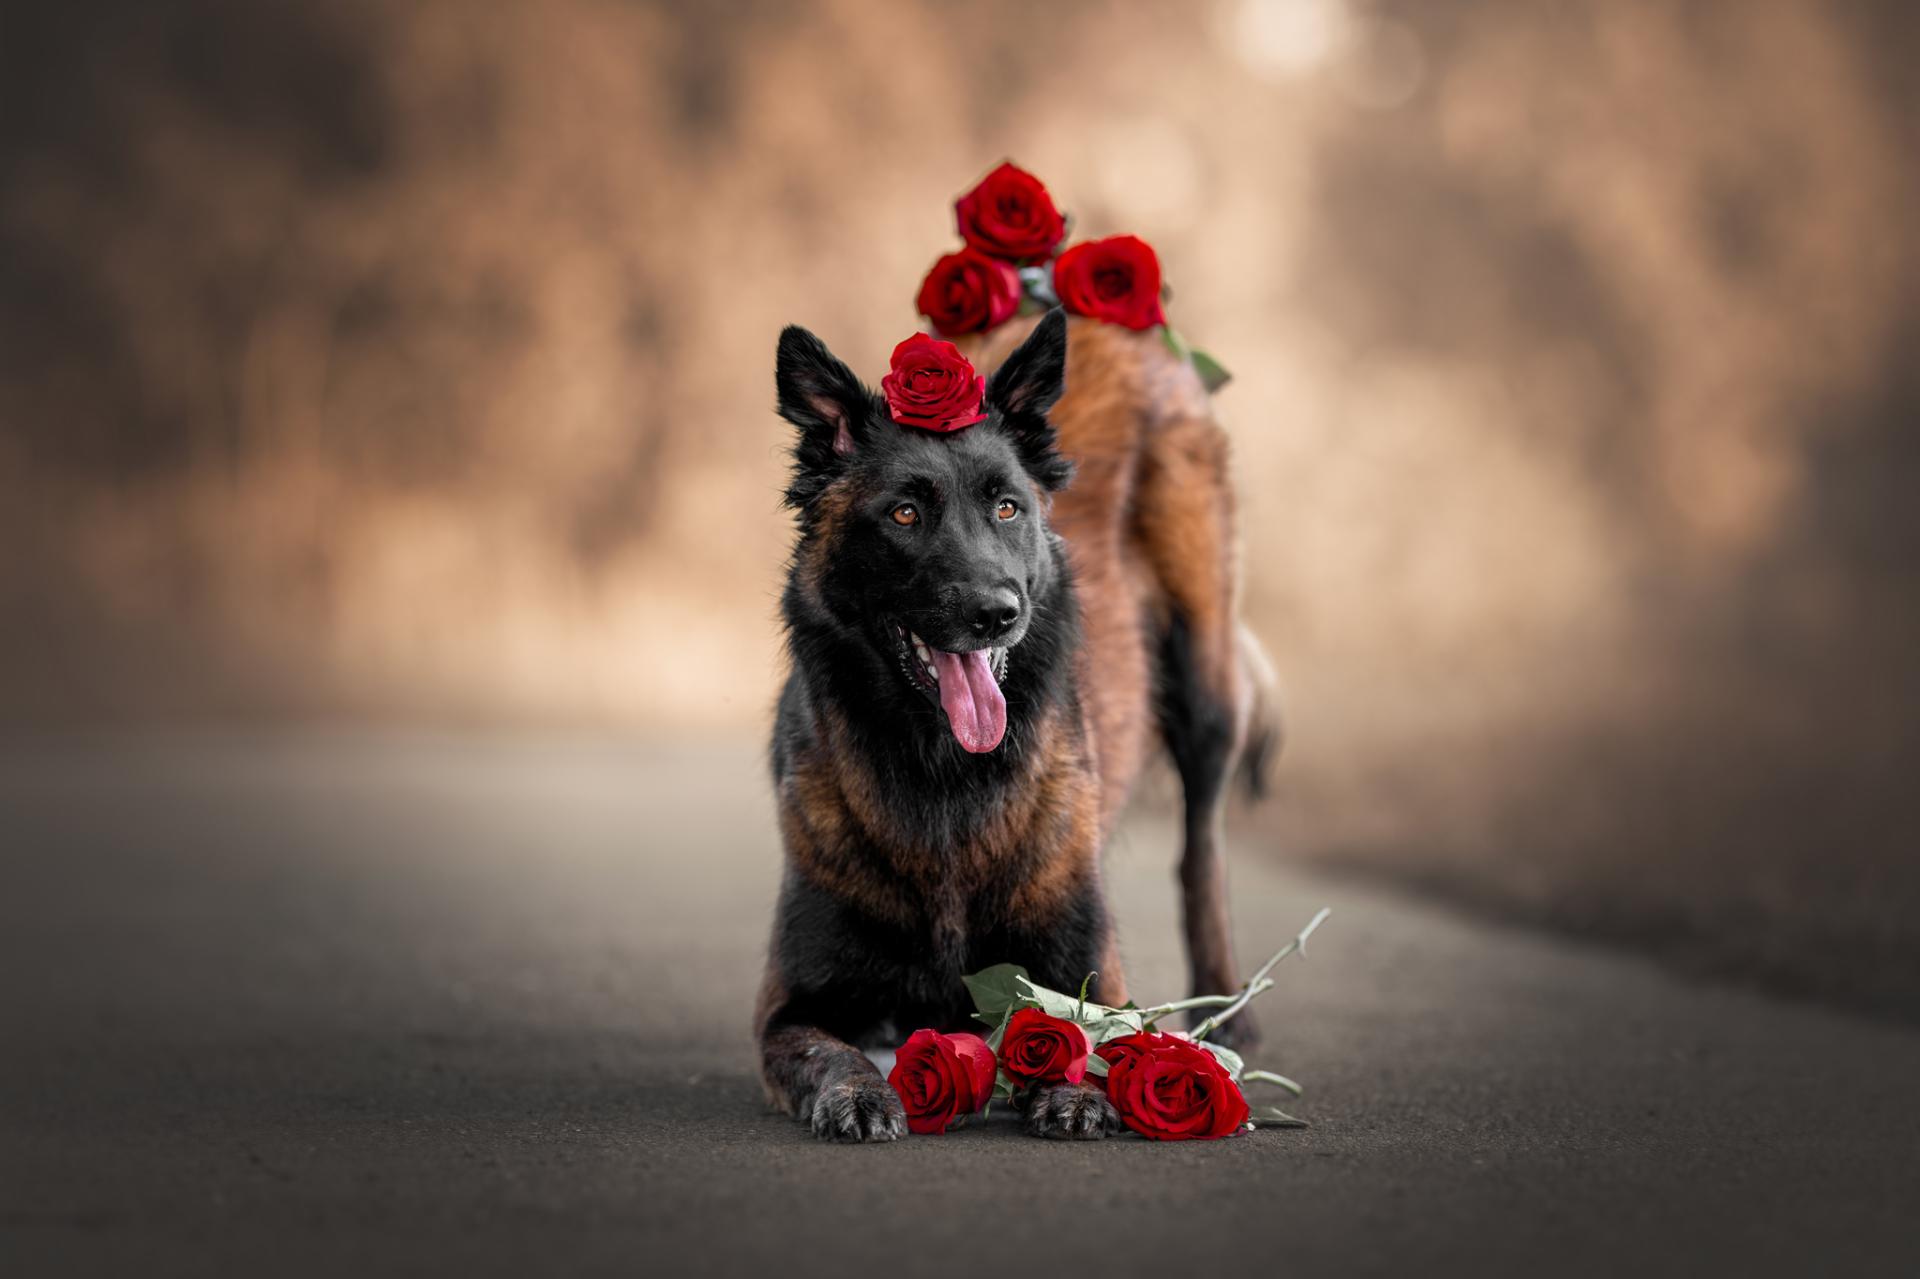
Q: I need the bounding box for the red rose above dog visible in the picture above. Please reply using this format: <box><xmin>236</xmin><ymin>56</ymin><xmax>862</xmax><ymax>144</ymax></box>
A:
<box><xmin>908</xmin><ymin>162</ymin><xmax>1230</xmax><ymax>389</ymax></box>
<box><xmin>887</xmin><ymin>1028</ymin><xmax>997</xmax><ymax>1134</ymax></box>
<box><xmin>1053</xmin><ymin>235</ymin><xmax>1168</xmax><ymax>331</ymax></box>
<box><xmin>880</xmin><ymin>333</ymin><xmax>987</xmax><ymax>432</ymax></box>
<box><xmin>917</xmin><ymin>246</ymin><xmax>1023</xmax><ymax>336</ymax></box>
<box><xmin>1098</xmin><ymin>1031</ymin><xmax>1251</xmax><ymax>1141</ymax></box>
<box><xmin>997</xmin><ymin>1007</ymin><xmax>1091</xmax><ymax>1085</ymax></box>
<box><xmin>955</xmin><ymin>161</ymin><xmax>1067</xmax><ymax>262</ymax></box>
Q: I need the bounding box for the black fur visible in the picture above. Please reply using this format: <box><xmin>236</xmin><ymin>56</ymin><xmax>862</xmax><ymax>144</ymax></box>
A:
<box><xmin>1155</xmin><ymin>608</ymin><xmax>1255</xmax><ymax>1045</ymax></box>
<box><xmin>763</xmin><ymin>313</ymin><xmax>1114</xmax><ymax>1069</ymax></box>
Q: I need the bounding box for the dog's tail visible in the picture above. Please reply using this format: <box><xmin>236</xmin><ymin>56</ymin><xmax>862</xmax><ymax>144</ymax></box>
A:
<box><xmin>1235</xmin><ymin>622</ymin><xmax>1284</xmax><ymax>801</ymax></box>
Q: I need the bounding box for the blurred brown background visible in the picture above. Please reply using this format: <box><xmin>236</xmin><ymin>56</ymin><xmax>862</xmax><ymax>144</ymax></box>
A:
<box><xmin>3</xmin><ymin>0</ymin><xmax>1916</xmax><ymax>1016</ymax></box>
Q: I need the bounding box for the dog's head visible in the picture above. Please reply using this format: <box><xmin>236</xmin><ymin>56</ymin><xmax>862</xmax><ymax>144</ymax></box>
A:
<box><xmin>776</xmin><ymin>311</ymin><xmax>1071</xmax><ymax>754</ymax></box>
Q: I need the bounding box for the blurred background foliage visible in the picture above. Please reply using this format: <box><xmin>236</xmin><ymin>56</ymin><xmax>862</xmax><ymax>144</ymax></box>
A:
<box><xmin>3</xmin><ymin>0</ymin><xmax>1917</xmax><ymax>1014</ymax></box>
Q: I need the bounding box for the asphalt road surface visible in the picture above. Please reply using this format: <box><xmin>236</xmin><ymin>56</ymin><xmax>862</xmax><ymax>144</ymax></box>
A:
<box><xmin>3</xmin><ymin>733</ymin><xmax>1917</xmax><ymax>1277</ymax></box>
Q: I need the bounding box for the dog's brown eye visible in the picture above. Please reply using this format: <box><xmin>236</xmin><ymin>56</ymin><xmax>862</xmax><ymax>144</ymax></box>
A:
<box><xmin>891</xmin><ymin>504</ymin><xmax>919</xmax><ymax>527</ymax></box>
<box><xmin>996</xmin><ymin>499</ymin><xmax>1018</xmax><ymax>521</ymax></box>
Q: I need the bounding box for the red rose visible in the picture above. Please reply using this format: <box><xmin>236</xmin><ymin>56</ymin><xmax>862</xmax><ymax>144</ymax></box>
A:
<box><xmin>955</xmin><ymin>161</ymin><xmax>1067</xmax><ymax>262</ymax></box>
<box><xmin>888</xmin><ymin>1029</ymin><xmax>997</xmax><ymax>1134</ymax></box>
<box><xmin>998</xmin><ymin>1007</ymin><xmax>1091</xmax><ymax>1086</ymax></box>
<box><xmin>1093</xmin><ymin>1031</ymin><xmax>1153</xmax><ymax>1077</ymax></box>
<box><xmin>1052</xmin><ymin>235</ymin><xmax>1167</xmax><ymax>331</ymax></box>
<box><xmin>1096</xmin><ymin>1032</ymin><xmax>1249</xmax><ymax>1141</ymax></box>
<box><xmin>917</xmin><ymin>247</ymin><xmax>1023</xmax><ymax>337</ymax></box>
<box><xmin>880</xmin><ymin>333</ymin><xmax>986</xmax><ymax>432</ymax></box>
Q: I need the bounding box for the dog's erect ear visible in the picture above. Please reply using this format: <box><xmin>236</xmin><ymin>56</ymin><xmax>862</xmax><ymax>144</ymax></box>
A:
<box><xmin>986</xmin><ymin>308</ymin><xmax>1072</xmax><ymax>491</ymax></box>
<box><xmin>776</xmin><ymin>325</ymin><xmax>872</xmax><ymax>506</ymax></box>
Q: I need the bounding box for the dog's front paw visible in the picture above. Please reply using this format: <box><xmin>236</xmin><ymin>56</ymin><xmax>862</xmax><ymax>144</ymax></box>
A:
<box><xmin>809</xmin><ymin>1072</ymin><xmax>907</xmax><ymax>1143</ymax></box>
<box><xmin>1025</xmin><ymin>1081</ymin><xmax>1120</xmax><ymax>1140</ymax></box>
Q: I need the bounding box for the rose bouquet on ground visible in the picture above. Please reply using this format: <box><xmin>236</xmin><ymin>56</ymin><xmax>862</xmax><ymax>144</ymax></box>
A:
<box><xmin>886</xmin><ymin>907</ymin><xmax>1330</xmax><ymax>1139</ymax></box>
<box><xmin>914</xmin><ymin>161</ymin><xmax>1230</xmax><ymax>392</ymax></box>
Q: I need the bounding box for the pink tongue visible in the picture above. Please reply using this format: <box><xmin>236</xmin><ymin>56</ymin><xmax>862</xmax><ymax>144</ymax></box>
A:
<box><xmin>932</xmin><ymin>648</ymin><xmax>1007</xmax><ymax>753</ymax></box>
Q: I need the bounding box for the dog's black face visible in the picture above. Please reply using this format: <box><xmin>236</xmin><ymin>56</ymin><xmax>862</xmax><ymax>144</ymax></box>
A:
<box><xmin>776</xmin><ymin>312</ymin><xmax>1072</xmax><ymax>754</ymax></box>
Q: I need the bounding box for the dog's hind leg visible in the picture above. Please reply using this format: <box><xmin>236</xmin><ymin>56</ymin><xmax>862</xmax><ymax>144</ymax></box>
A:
<box><xmin>1134</xmin><ymin>413</ymin><xmax>1258</xmax><ymax>1048</ymax></box>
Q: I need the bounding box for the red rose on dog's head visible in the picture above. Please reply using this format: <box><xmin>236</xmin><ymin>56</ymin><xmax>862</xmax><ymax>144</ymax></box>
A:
<box><xmin>956</xmin><ymin>162</ymin><xmax>1067</xmax><ymax>263</ymax></box>
<box><xmin>998</xmin><ymin>1007</ymin><xmax>1091</xmax><ymax>1085</ymax></box>
<box><xmin>1053</xmin><ymin>235</ymin><xmax>1167</xmax><ymax>331</ymax></box>
<box><xmin>887</xmin><ymin>1029</ymin><xmax>996</xmax><ymax>1134</ymax></box>
<box><xmin>880</xmin><ymin>333</ymin><xmax>986</xmax><ymax>432</ymax></box>
<box><xmin>1097</xmin><ymin>1032</ymin><xmax>1249</xmax><ymax>1140</ymax></box>
<box><xmin>917</xmin><ymin>247</ymin><xmax>1023</xmax><ymax>337</ymax></box>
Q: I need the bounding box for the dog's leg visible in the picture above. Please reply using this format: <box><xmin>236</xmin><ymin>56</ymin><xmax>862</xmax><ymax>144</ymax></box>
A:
<box><xmin>1093</xmin><ymin>918</ymin><xmax>1130</xmax><ymax>1007</ymax></box>
<box><xmin>1134</xmin><ymin>414</ymin><xmax>1256</xmax><ymax>1048</ymax></box>
<box><xmin>756</xmin><ymin>972</ymin><xmax>905</xmax><ymax>1143</ymax></box>
<box><xmin>1021</xmin><ymin>907</ymin><xmax>1127</xmax><ymax>1140</ymax></box>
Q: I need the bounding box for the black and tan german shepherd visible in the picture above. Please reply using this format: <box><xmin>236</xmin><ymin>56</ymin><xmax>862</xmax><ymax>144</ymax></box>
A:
<box><xmin>757</xmin><ymin>308</ymin><xmax>1276</xmax><ymax>1141</ymax></box>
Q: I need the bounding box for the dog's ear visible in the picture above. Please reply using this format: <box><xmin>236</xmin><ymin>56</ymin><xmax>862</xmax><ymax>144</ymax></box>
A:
<box><xmin>776</xmin><ymin>325</ymin><xmax>873</xmax><ymax>507</ymax></box>
<box><xmin>986</xmin><ymin>308</ymin><xmax>1072</xmax><ymax>491</ymax></box>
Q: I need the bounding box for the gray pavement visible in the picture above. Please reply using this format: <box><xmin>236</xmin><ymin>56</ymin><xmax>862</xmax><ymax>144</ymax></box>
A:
<box><xmin>2</xmin><ymin>733</ymin><xmax>1917</xmax><ymax>1277</ymax></box>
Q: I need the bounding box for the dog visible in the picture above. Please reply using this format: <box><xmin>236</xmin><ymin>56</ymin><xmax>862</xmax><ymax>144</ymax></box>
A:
<box><xmin>756</xmin><ymin>308</ymin><xmax>1277</xmax><ymax>1141</ymax></box>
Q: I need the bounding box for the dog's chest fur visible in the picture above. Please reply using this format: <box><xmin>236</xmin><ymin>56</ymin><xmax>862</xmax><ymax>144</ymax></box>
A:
<box><xmin>771</xmin><ymin>693</ymin><xmax>1106</xmax><ymax>1036</ymax></box>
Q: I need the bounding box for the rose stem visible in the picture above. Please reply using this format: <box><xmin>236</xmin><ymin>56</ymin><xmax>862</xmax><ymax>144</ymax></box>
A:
<box><xmin>1191</xmin><ymin>907</ymin><xmax>1331</xmax><ymax>1042</ymax></box>
<box><xmin>1131</xmin><ymin>981</ymin><xmax>1275</xmax><ymax>1023</ymax></box>
<box><xmin>1240</xmin><ymin>1069</ymin><xmax>1304</xmax><ymax>1097</ymax></box>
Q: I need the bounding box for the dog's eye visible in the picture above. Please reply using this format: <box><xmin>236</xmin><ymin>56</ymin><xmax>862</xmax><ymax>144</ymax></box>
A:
<box><xmin>891</xmin><ymin>504</ymin><xmax>919</xmax><ymax>527</ymax></box>
<box><xmin>995</xmin><ymin>499</ymin><xmax>1019</xmax><ymax>522</ymax></box>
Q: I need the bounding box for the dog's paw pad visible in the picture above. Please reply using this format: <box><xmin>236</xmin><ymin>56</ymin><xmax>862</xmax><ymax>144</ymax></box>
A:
<box><xmin>1025</xmin><ymin>1081</ymin><xmax>1120</xmax><ymax>1140</ymax></box>
<box><xmin>809</xmin><ymin>1074</ymin><xmax>906</xmax><ymax>1143</ymax></box>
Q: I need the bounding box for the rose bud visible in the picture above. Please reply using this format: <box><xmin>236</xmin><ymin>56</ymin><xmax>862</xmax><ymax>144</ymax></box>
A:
<box><xmin>879</xmin><ymin>332</ymin><xmax>987</xmax><ymax>432</ymax></box>
<box><xmin>887</xmin><ymin>1029</ymin><xmax>997</xmax><ymax>1134</ymax></box>
<box><xmin>1051</xmin><ymin>235</ymin><xmax>1168</xmax><ymax>332</ymax></box>
<box><xmin>917</xmin><ymin>247</ymin><xmax>1023</xmax><ymax>337</ymax></box>
<box><xmin>955</xmin><ymin>161</ymin><xmax>1067</xmax><ymax>262</ymax></box>
<box><xmin>1096</xmin><ymin>1031</ymin><xmax>1250</xmax><ymax>1140</ymax></box>
<box><xmin>997</xmin><ymin>1007</ymin><xmax>1092</xmax><ymax>1086</ymax></box>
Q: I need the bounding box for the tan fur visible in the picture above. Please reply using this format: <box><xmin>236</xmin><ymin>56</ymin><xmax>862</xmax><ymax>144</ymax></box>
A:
<box><xmin>779</xmin><ymin>695</ymin><xmax>1104</xmax><ymax>933</ymax></box>
<box><xmin>957</xmin><ymin>316</ymin><xmax>1248</xmax><ymax>827</ymax></box>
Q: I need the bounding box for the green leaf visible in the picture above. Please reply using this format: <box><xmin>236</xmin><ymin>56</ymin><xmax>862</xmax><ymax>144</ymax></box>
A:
<box><xmin>963</xmin><ymin>964</ymin><xmax>1031</xmax><ymax>1023</ymax></box>
<box><xmin>1009</xmin><ymin>974</ymin><xmax>1088</xmax><ymax>1021</ymax></box>
<box><xmin>1189</xmin><ymin>348</ymin><xmax>1231</xmax><ymax>393</ymax></box>
<box><xmin>1079</xmin><ymin>1010</ymin><xmax>1146</xmax><ymax>1045</ymax></box>
<box><xmin>1199</xmin><ymin>1040</ymin><xmax>1244</xmax><ymax>1081</ymax></box>
<box><xmin>1161</xmin><ymin>324</ymin><xmax>1190</xmax><ymax>360</ymax></box>
<box><xmin>1084</xmin><ymin>1053</ymin><xmax>1110</xmax><ymax>1078</ymax></box>
<box><xmin>1249</xmin><ymin>1105</ymin><xmax>1309</xmax><ymax>1129</ymax></box>
<box><xmin>971</xmin><ymin>966</ymin><xmax>1146</xmax><ymax>1049</ymax></box>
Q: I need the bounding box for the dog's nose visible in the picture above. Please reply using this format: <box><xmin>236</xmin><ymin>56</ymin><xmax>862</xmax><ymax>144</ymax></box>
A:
<box><xmin>963</xmin><ymin>588</ymin><xmax>1021</xmax><ymax>640</ymax></box>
